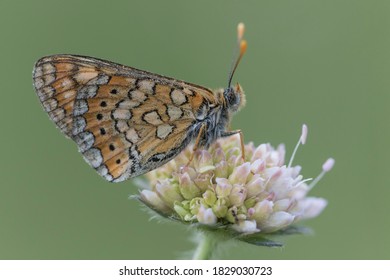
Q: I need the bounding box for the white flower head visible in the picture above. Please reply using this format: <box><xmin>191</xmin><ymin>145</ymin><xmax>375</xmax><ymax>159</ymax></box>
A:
<box><xmin>138</xmin><ymin>125</ymin><xmax>333</xmax><ymax>245</ymax></box>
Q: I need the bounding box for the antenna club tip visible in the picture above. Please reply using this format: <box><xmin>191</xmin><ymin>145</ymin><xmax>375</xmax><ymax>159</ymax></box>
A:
<box><xmin>300</xmin><ymin>124</ymin><xmax>308</xmax><ymax>145</ymax></box>
<box><xmin>322</xmin><ymin>158</ymin><xmax>335</xmax><ymax>173</ymax></box>
<box><xmin>237</xmin><ymin>22</ymin><xmax>245</xmax><ymax>39</ymax></box>
<box><xmin>240</xmin><ymin>40</ymin><xmax>247</xmax><ymax>53</ymax></box>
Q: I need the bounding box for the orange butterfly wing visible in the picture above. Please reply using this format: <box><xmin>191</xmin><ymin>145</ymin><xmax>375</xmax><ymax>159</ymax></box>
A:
<box><xmin>33</xmin><ymin>55</ymin><xmax>218</xmax><ymax>182</ymax></box>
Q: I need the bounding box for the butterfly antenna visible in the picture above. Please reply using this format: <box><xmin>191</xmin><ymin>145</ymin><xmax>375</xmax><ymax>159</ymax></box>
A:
<box><xmin>227</xmin><ymin>22</ymin><xmax>247</xmax><ymax>88</ymax></box>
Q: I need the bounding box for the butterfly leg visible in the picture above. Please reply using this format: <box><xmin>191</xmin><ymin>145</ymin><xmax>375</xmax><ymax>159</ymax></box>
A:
<box><xmin>221</xmin><ymin>130</ymin><xmax>245</xmax><ymax>160</ymax></box>
<box><xmin>185</xmin><ymin>123</ymin><xmax>207</xmax><ymax>167</ymax></box>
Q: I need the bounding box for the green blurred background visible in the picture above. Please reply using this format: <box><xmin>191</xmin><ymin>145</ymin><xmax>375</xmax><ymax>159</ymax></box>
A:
<box><xmin>0</xmin><ymin>0</ymin><xmax>389</xmax><ymax>259</ymax></box>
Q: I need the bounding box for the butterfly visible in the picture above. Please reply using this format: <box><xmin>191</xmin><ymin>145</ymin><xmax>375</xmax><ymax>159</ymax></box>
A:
<box><xmin>32</xmin><ymin>23</ymin><xmax>247</xmax><ymax>183</ymax></box>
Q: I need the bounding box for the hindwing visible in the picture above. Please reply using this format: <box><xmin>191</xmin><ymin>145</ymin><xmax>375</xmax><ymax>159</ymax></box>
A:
<box><xmin>33</xmin><ymin>54</ymin><xmax>218</xmax><ymax>182</ymax></box>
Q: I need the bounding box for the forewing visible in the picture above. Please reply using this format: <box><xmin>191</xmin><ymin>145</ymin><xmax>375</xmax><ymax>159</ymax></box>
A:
<box><xmin>33</xmin><ymin>54</ymin><xmax>216</xmax><ymax>182</ymax></box>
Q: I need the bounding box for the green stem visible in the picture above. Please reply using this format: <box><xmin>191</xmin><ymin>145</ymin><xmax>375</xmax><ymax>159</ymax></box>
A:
<box><xmin>192</xmin><ymin>232</ymin><xmax>217</xmax><ymax>260</ymax></box>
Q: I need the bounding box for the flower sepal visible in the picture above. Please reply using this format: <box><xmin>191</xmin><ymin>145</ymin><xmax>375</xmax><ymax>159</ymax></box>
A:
<box><xmin>237</xmin><ymin>225</ymin><xmax>312</xmax><ymax>247</ymax></box>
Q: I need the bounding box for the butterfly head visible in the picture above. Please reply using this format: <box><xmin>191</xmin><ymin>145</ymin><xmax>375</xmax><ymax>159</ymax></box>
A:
<box><xmin>224</xmin><ymin>83</ymin><xmax>246</xmax><ymax>113</ymax></box>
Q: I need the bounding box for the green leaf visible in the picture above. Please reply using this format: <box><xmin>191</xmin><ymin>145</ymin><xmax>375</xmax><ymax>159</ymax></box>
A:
<box><xmin>238</xmin><ymin>234</ymin><xmax>284</xmax><ymax>247</ymax></box>
<box><xmin>273</xmin><ymin>225</ymin><xmax>313</xmax><ymax>236</ymax></box>
<box><xmin>236</xmin><ymin>225</ymin><xmax>313</xmax><ymax>247</ymax></box>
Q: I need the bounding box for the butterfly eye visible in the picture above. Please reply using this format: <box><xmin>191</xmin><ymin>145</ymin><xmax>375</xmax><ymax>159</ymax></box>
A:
<box><xmin>224</xmin><ymin>88</ymin><xmax>239</xmax><ymax>107</ymax></box>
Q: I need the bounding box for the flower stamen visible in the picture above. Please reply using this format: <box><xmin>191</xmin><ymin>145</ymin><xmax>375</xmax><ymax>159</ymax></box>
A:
<box><xmin>294</xmin><ymin>178</ymin><xmax>313</xmax><ymax>188</ymax></box>
<box><xmin>308</xmin><ymin>158</ymin><xmax>335</xmax><ymax>190</ymax></box>
<box><xmin>288</xmin><ymin>124</ymin><xmax>308</xmax><ymax>168</ymax></box>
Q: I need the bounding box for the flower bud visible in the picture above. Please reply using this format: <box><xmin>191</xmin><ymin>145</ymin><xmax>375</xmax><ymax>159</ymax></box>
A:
<box><xmin>225</xmin><ymin>206</ymin><xmax>239</xmax><ymax>224</ymax></box>
<box><xmin>215</xmin><ymin>161</ymin><xmax>228</xmax><ymax>178</ymax></box>
<box><xmin>140</xmin><ymin>190</ymin><xmax>169</xmax><ymax>212</ymax></box>
<box><xmin>197</xmin><ymin>205</ymin><xmax>217</xmax><ymax>225</ymax></box>
<box><xmin>273</xmin><ymin>199</ymin><xmax>291</xmax><ymax>212</ymax></box>
<box><xmin>174</xmin><ymin>201</ymin><xmax>192</xmax><ymax>220</ymax></box>
<box><xmin>261</xmin><ymin>211</ymin><xmax>295</xmax><ymax>232</ymax></box>
<box><xmin>251</xmin><ymin>200</ymin><xmax>273</xmax><ymax>223</ymax></box>
<box><xmin>251</xmin><ymin>144</ymin><xmax>267</xmax><ymax>161</ymax></box>
<box><xmin>179</xmin><ymin>172</ymin><xmax>200</xmax><ymax>199</ymax></box>
<box><xmin>196</xmin><ymin>150</ymin><xmax>214</xmax><ymax>173</ymax></box>
<box><xmin>179</xmin><ymin>166</ymin><xmax>197</xmax><ymax>180</ymax></box>
<box><xmin>189</xmin><ymin>197</ymin><xmax>204</xmax><ymax>215</ymax></box>
<box><xmin>193</xmin><ymin>174</ymin><xmax>212</xmax><ymax>192</ymax></box>
<box><xmin>246</xmin><ymin>174</ymin><xmax>265</xmax><ymax>197</ymax></box>
<box><xmin>155</xmin><ymin>179</ymin><xmax>183</xmax><ymax>206</ymax></box>
<box><xmin>203</xmin><ymin>190</ymin><xmax>217</xmax><ymax>206</ymax></box>
<box><xmin>299</xmin><ymin>197</ymin><xmax>328</xmax><ymax>219</ymax></box>
<box><xmin>212</xmin><ymin>198</ymin><xmax>228</xmax><ymax>218</ymax></box>
<box><xmin>229</xmin><ymin>185</ymin><xmax>247</xmax><ymax>206</ymax></box>
<box><xmin>215</xmin><ymin>178</ymin><xmax>232</xmax><ymax>198</ymax></box>
<box><xmin>213</xmin><ymin>147</ymin><xmax>226</xmax><ymax>163</ymax></box>
<box><xmin>251</xmin><ymin>159</ymin><xmax>265</xmax><ymax>173</ymax></box>
<box><xmin>244</xmin><ymin>197</ymin><xmax>257</xmax><ymax>209</ymax></box>
<box><xmin>229</xmin><ymin>162</ymin><xmax>251</xmax><ymax>184</ymax></box>
<box><xmin>231</xmin><ymin>220</ymin><xmax>259</xmax><ymax>233</ymax></box>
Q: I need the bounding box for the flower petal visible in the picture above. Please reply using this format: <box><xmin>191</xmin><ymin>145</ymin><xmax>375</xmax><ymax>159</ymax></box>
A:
<box><xmin>197</xmin><ymin>205</ymin><xmax>217</xmax><ymax>225</ymax></box>
<box><xmin>155</xmin><ymin>179</ymin><xmax>183</xmax><ymax>206</ymax></box>
<box><xmin>215</xmin><ymin>178</ymin><xmax>233</xmax><ymax>198</ymax></box>
<box><xmin>229</xmin><ymin>162</ymin><xmax>251</xmax><ymax>184</ymax></box>
<box><xmin>179</xmin><ymin>172</ymin><xmax>201</xmax><ymax>199</ymax></box>
<box><xmin>300</xmin><ymin>197</ymin><xmax>328</xmax><ymax>219</ymax></box>
<box><xmin>246</xmin><ymin>174</ymin><xmax>265</xmax><ymax>197</ymax></box>
<box><xmin>250</xmin><ymin>200</ymin><xmax>274</xmax><ymax>223</ymax></box>
<box><xmin>261</xmin><ymin>211</ymin><xmax>295</xmax><ymax>233</ymax></box>
<box><xmin>231</xmin><ymin>220</ymin><xmax>259</xmax><ymax>233</ymax></box>
<box><xmin>229</xmin><ymin>185</ymin><xmax>247</xmax><ymax>206</ymax></box>
<box><xmin>140</xmin><ymin>190</ymin><xmax>170</xmax><ymax>212</ymax></box>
